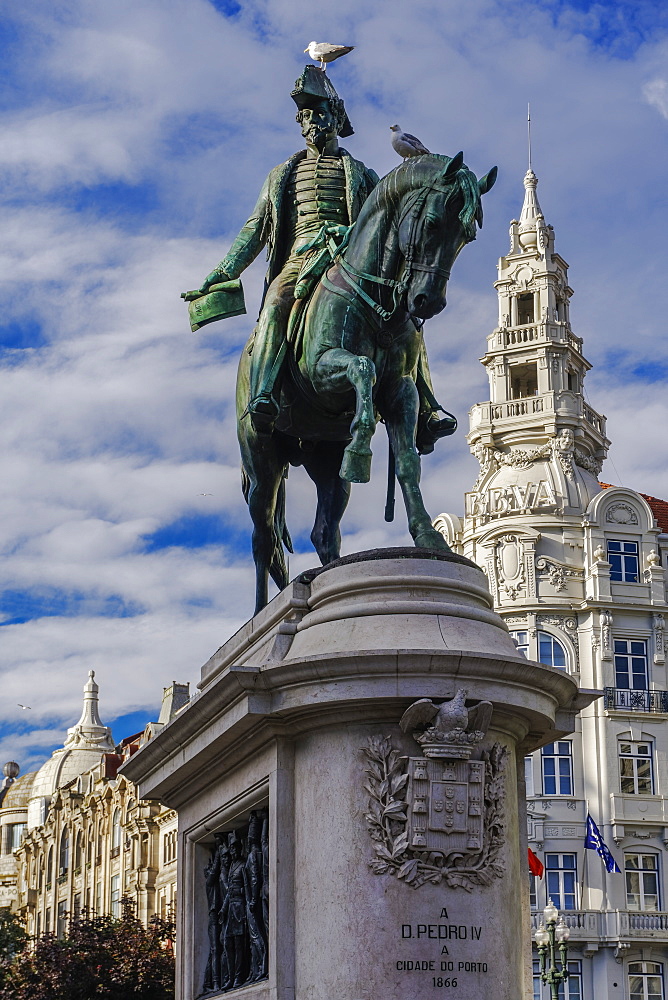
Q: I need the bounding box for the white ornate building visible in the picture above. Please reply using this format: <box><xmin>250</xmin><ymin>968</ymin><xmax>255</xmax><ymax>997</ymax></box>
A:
<box><xmin>3</xmin><ymin>672</ymin><xmax>188</xmax><ymax>937</ymax></box>
<box><xmin>435</xmin><ymin>167</ymin><xmax>668</xmax><ymax>1000</ymax></box>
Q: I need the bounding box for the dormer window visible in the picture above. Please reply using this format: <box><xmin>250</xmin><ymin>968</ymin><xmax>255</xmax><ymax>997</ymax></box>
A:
<box><xmin>607</xmin><ymin>540</ymin><xmax>639</xmax><ymax>582</ymax></box>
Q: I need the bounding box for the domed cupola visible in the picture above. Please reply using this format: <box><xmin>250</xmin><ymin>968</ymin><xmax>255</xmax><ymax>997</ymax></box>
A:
<box><xmin>27</xmin><ymin>672</ymin><xmax>115</xmax><ymax>829</ymax></box>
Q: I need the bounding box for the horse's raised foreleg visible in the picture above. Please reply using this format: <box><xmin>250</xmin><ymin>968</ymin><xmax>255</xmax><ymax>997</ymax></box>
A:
<box><xmin>301</xmin><ymin>441</ymin><xmax>351</xmax><ymax>565</ymax></box>
<box><xmin>315</xmin><ymin>348</ymin><xmax>376</xmax><ymax>483</ymax></box>
<box><xmin>382</xmin><ymin>377</ymin><xmax>451</xmax><ymax>552</ymax></box>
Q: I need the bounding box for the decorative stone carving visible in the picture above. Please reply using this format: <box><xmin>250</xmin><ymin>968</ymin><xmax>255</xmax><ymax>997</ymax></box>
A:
<box><xmin>471</xmin><ymin>430</ymin><xmax>601</xmax><ymax>493</ymax></box>
<box><xmin>574</xmin><ymin>447</ymin><xmax>603</xmax><ymax>477</ymax></box>
<box><xmin>496</xmin><ymin>535</ymin><xmax>525</xmax><ymax>599</ymax></box>
<box><xmin>535</xmin><ymin>559</ymin><xmax>582</xmax><ymax>594</ymax></box>
<box><xmin>202</xmin><ymin>810</ymin><xmax>269</xmax><ymax>996</ymax></box>
<box><xmin>653</xmin><ymin>613</ymin><xmax>665</xmax><ymax>665</ymax></box>
<box><xmin>647</xmin><ymin>549</ymin><xmax>661</xmax><ymax>567</ymax></box>
<box><xmin>599</xmin><ymin>610</ymin><xmax>613</xmax><ymax>661</ymax></box>
<box><xmin>363</xmin><ymin>693</ymin><xmax>508</xmax><ymax>891</ymax></box>
<box><xmin>399</xmin><ymin>689</ymin><xmax>493</xmax><ymax>760</ymax></box>
<box><xmin>535</xmin><ymin>558</ymin><xmax>567</xmax><ymax>592</ymax></box>
<box><xmin>593</xmin><ymin>544</ymin><xmax>606</xmax><ymax>563</ymax></box>
<box><xmin>552</xmin><ymin>428</ymin><xmax>575</xmax><ymax>481</ymax></box>
<box><xmin>605</xmin><ymin>502</ymin><xmax>638</xmax><ymax>525</ymax></box>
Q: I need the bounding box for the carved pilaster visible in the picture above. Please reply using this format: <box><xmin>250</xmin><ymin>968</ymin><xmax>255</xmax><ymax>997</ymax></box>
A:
<box><xmin>653</xmin><ymin>613</ymin><xmax>665</xmax><ymax>665</ymax></box>
<box><xmin>523</xmin><ymin>539</ymin><xmax>537</xmax><ymax>598</ymax></box>
<box><xmin>600</xmin><ymin>610</ymin><xmax>613</xmax><ymax>661</ymax></box>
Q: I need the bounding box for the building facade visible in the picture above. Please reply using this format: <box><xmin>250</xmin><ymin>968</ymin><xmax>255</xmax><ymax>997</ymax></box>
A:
<box><xmin>10</xmin><ymin>672</ymin><xmax>187</xmax><ymax>937</ymax></box>
<box><xmin>435</xmin><ymin>167</ymin><xmax>668</xmax><ymax>1000</ymax></box>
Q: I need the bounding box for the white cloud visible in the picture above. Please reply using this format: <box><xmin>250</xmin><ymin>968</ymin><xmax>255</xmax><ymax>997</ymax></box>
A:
<box><xmin>0</xmin><ymin>0</ymin><xmax>667</xmax><ymax>771</ymax></box>
<box><xmin>643</xmin><ymin>78</ymin><xmax>668</xmax><ymax>120</ymax></box>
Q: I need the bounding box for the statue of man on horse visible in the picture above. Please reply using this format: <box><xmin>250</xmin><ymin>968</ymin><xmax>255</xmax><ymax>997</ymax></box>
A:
<box><xmin>188</xmin><ymin>66</ymin><xmax>497</xmax><ymax>613</ymax></box>
<box><xmin>199</xmin><ymin>67</ymin><xmax>451</xmax><ymax>449</ymax></box>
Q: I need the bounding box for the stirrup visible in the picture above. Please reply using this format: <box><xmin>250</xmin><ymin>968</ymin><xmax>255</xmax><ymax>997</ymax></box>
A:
<box><xmin>249</xmin><ymin>394</ymin><xmax>279</xmax><ymax>434</ymax></box>
<box><xmin>416</xmin><ymin>410</ymin><xmax>457</xmax><ymax>455</ymax></box>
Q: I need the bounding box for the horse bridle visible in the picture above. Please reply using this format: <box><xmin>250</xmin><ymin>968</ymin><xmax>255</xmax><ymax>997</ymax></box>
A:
<box><xmin>336</xmin><ymin>184</ymin><xmax>454</xmax><ymax>323</ymax></box>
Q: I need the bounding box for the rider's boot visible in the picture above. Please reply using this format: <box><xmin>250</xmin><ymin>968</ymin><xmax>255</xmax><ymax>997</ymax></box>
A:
<box><xmin>248</xmin><ymin>393</ymin><xmax>280</xmax><ymax>435</ymax></box>
<box><xmin>415</xmin><ymin>409</ymin><xmax>458</xmax><ymax>455</ymax></box>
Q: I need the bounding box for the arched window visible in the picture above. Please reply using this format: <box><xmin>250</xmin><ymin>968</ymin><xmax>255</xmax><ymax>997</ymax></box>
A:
<box><xmin>537</xmin><ymin>631</ymin><xmax>567</xmax><ymax>671</ymax></box>
<box><xmin>112</xmin><ymin>808</ymin><xmax>122</xmax><ymax>851</ymax></box>
<box><xmin>59</xmin><ymin>829</ymin><xmax>69</xmax><ymax>874</ymax></box>
<box><xmin>509</xmin><ymin>630</ymin><xmax>529</xmax><ymax>658</ymax></box>
<box><xmin>628</xmin><ymin>962</ymin><xmax>664</xmax><ymax>1000</ymax></box>
<box><xmin>46</xmin><ymin>847</ymin><xmax>53</xmax><ymax>885</ymax></box>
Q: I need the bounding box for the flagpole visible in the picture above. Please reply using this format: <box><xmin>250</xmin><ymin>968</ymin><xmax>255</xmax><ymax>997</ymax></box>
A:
<box><xmin>581</xmin><ymin>800</ymin><xmax>588</xmax><ymax>908</ymax></box>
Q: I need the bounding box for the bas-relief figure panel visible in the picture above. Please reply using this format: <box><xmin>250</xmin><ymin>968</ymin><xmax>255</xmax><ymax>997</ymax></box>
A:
<box><xmin>202</xmin><ymin>810</ymin><xmax>268</xmax><ymax>997</ymax></box>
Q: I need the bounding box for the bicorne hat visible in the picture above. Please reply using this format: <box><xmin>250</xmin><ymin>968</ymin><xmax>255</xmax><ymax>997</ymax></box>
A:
<box><xmin>291</xmin><ymin>65</ymin><xmax>354</xmax><ymax>138</ymax></box>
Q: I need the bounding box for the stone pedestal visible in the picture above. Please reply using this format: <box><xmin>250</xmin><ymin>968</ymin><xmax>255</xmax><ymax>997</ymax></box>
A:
<box><xmin>123</xmin><ymin>549</ymin><xmax>598</xmax><ymax>1000</ymax></box>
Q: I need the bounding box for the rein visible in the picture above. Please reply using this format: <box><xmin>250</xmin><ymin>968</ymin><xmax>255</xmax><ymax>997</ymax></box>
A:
<box><xmin>336</xmin><ymin>185</ymin><xmax>452</xmax><ymax>324</ymax></box>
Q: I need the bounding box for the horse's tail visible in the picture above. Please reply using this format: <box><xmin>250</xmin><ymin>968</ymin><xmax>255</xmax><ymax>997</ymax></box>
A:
<box><xmin>269</xmin><ymin>473</ymin><xmax>292</xmax><ymax>589</ymax></box>
<box><xmin>241</xmin><ymin>465</ymin><xmax>292</xmax><ymax>590</ymax></box>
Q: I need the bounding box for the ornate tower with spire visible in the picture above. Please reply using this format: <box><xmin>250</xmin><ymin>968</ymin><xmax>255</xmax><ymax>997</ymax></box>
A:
<box><xmin>464</xmin><ymin>165</ymin><xmax>609</xmax><ymax>541</ymax></box>
<box><xmin>436</xmin><ymin>163</ymin><xmax>668</xmax><ymax>1000</ymax></box>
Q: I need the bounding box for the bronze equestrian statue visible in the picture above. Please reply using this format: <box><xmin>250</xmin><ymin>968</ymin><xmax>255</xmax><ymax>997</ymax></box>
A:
<box><xmin>190</xmin><ymin>68</ymin><xmax>496</xmax><ymax>613</ymax></box>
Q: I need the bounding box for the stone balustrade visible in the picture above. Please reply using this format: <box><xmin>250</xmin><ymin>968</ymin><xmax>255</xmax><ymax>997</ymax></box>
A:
<box><xmin>530</xmin><ymin>909</ymin><xmax>668</xmax><ymax>941</ymax></box>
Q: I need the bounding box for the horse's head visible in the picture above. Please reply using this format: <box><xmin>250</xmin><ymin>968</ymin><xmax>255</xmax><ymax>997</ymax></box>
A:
<box><xmin>396</xmin><ymin>153</ymin><xmax>497</xmax><ymax>319</ymax></box>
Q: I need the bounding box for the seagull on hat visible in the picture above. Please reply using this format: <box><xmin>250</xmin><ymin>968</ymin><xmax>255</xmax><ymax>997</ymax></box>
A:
<box><xmin>304</xmin><ymin>41</ymin><xmax>354</xmax><ymax>70</ymax></box>
<box><xmin>390</xmin><ymin>124</ymin><xmax>430</xmax><ymax>159</ymax></box>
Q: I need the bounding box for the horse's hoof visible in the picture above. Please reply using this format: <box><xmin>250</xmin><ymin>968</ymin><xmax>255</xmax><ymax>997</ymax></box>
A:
<box><xmin>414</xmin><ymin>528</ymin><xmax>452</xmax><ymax>552</ymax></box>
<box><xmin>340</xmin><ymin>447</ymin><xmax>372</xmax><ymax>483</ymax></box>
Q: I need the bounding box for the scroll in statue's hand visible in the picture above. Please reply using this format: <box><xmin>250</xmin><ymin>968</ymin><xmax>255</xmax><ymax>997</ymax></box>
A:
<box><xmin>200</xmin><ymin>268</ymin><xmax>232</xmax><ymax>293</ymax></box>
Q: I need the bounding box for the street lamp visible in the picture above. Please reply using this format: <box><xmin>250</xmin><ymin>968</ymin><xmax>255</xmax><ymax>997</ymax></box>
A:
<box><xmin>534</xmin><ymin>898</ymin><xmax>570</xmax><ymax>1000</ymax></box>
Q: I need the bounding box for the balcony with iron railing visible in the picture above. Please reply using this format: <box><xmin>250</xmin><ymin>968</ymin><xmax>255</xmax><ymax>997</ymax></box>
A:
<box><xmin>605</xmin><ymin>688</ymin><xmax>668</xmax><ymax>714</ymax></box>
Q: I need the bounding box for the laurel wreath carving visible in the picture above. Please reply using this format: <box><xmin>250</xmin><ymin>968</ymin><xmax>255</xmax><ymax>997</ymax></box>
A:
<box><xmin>362</xmin><ymin>736</ymin><xmax>508</xmax><ymax>891</ymax></box>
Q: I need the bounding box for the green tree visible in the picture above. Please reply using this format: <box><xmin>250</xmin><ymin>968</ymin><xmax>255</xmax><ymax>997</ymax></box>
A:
<box><xmin>0</xmin><ymin>909</ymin><xmax>28</xmax><ymax>966</ymax></box>
<box><xmin>0</xmin><ymin>899</ymin><xmax>174</xmax><ymax>1000</ymax></box>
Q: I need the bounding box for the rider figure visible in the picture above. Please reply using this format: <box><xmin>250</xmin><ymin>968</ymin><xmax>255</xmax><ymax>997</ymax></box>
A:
<box><xmin>200</xmin><ymin>67</ymin><xmax>454</xmax><ymax>449</ymax></box>
<box><xmin>200</xmin><ymin>67</ymin><xmax>377</xmax><ymax>434</ymax></box>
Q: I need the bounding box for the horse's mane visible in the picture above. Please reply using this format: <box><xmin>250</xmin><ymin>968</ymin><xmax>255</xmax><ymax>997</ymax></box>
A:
<box><xmin>361</xmin><ymin>153</ymin><xmax>484</xmax><ymax>238</ymax></box>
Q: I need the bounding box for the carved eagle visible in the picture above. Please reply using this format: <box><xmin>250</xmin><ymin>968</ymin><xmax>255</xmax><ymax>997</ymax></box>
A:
<box><xmin>399</xmin><ymin>688</ymin><xmax>493</xmax><ymax>739</ymax></box>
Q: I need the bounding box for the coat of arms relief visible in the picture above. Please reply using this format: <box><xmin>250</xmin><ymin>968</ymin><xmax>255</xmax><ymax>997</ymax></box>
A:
<box><xmin>362</xmin><ymin>689</ymin><xmax>508</xmax><ymax>890</ymax></box>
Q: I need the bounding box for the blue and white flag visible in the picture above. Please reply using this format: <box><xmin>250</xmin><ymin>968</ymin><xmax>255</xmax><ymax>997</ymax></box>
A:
<box><xmin>584</xmin><ymin>814</ymin><xmax>621</xmax><ymax>873</ymax></box>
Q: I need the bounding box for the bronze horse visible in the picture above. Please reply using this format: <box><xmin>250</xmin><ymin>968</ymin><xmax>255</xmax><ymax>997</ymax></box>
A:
<box><xmin>237</xmin><ymin>152</ymin><xmax>496</xmax><ymax>612</ymax></box>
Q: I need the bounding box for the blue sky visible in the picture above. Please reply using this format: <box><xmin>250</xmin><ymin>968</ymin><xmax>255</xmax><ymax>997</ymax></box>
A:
<box><xmin>1</xmin><ymin>0</ymin><xmax>668</xmax><ymax>775</ymax></box>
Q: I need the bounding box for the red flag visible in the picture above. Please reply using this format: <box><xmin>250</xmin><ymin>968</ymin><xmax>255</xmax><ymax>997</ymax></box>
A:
<box><xmin>528</xmin><ymin>848</ymin><xmax>544</xmax><ymax>878</ymax></box>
